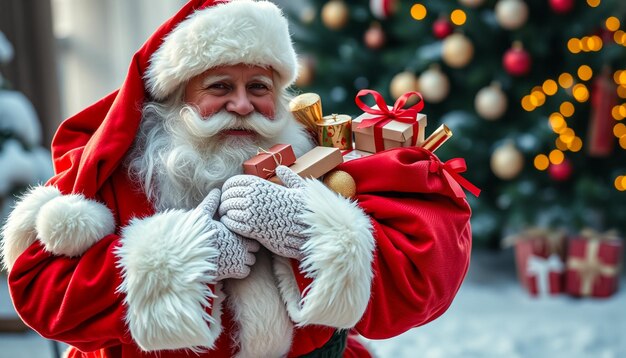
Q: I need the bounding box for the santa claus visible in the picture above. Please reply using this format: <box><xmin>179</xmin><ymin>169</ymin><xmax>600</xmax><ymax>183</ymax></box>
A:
<box><xmin>1</xmin><ymin>1</ymin><xmax>473</xmax><ymax>357</ymax></box>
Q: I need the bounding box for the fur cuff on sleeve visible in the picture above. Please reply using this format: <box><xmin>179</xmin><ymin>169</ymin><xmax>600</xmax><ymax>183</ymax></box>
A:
<box><xmin>35</xmin><ymin>192</ymin><xmax>115</xmax><ymax>257</ymax></box>
<box><xmin>274</xmin><ymin>179</ymin><xmax>375</xmax><ymax>329</ymax></box>
<box><xmin>2</xmin><ymin>185</ymin><xmax>61</xmax><ymax>271</ymax></box>
<box><xmin>115</xmin><ymin>208</ymin><xmax>223</xmax><ymax>352</ymax></box>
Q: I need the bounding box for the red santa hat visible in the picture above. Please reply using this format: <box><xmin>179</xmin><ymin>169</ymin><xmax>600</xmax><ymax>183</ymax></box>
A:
<box><xmin>48</xmin><ymin>0</ymin><xmax>298</xmax><ymax>197</ymax></box>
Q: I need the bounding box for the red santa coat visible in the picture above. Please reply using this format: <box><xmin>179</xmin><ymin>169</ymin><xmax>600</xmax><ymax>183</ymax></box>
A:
<box><xmin>5</xmin><ymin>146</ymin><xmax>473</xmax><ymax>357</ymax></box>
<box><xmin>2</xmin><ymin>0</ymin><xmax>474</xmax><ymax>356</ymax></box>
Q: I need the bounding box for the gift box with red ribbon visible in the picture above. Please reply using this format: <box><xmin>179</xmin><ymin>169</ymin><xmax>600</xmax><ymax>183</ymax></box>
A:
<box><xmin>352</xmin><ymin>90</ymin><xmax>427</xmax><ymax>153</ymax></box>
<box><xmin>565</xmin><ymin>229</ymin><xmax>623</xmax><ymax>298</ymax></box>
<box><xmin>243</xmin><ymin>144</ymin><xmax>297</xmax><ymax>179</ymax></box>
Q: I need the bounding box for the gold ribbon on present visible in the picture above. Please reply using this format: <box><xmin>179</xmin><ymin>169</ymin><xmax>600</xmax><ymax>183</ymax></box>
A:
<box><xmin>257</xmin><ymin>147</ymin><xmax>284</xmax><ymax>178</ymax></box>
<box><xmin>501</xmin><ymin>227</ymin><xmax>566</xmax><ymax>257</ymax></box>
<box><xmin>567</xmin><ymin>228</ymin><xmax>621</xmax><ymax>296</ymax></box>
<box><xmin>579</xmin><ymin>228</ymin><xmax>620</xmax><ymax>242</ymax></box>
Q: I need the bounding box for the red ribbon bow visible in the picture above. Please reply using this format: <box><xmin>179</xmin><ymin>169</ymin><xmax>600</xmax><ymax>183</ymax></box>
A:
<box><xmin>429</xmin><ymin>157</ymin><xmax>481</xmax><ymax>198</ymax></box>
<box><xmin>355</xmin><ymin>89</ymin><xmax>424</xmax><ymax>152</ymax></box>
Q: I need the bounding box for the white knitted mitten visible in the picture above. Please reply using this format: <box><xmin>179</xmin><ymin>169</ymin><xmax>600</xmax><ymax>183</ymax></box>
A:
<box><xmin>219</xmin><ymin>166</ymin><xmax>308</xmax><ymax>260</ymax></box>
<box><xmin>196</xmin><ymin>189</ymin><xmax>260</xmax><ymax>280</ymax></box>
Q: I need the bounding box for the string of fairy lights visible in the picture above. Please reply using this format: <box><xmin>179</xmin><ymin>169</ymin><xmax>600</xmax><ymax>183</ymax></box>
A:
<box><xmin>525</xmin><ymin>14</ymin><xmax>626</xmax><ymax>192</ymax></box>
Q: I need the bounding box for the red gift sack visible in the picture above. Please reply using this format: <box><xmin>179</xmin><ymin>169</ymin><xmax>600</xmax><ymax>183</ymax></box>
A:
<box><xmin>320</xmin><ymin>146</ymin><xmax>480</xmax><ymax>336</ymax></box>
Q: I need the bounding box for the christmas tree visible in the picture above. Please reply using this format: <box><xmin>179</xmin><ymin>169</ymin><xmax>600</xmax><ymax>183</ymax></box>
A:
<box><xmin>287</xmin><ymin>0</ymin><xmax>626</xmax><ymax>247</ymax></box>
<box><xmin>0</xmin><ymin>31</ymin><xmax>54</xmax><ymax>223</ymax></box>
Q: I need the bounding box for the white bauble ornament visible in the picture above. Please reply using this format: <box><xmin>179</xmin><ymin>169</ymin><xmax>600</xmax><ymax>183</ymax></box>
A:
<box><xmin>442</xmin><ymin>33</ymin><xmax>474</xmax><ymax>68</ymax></box>
<box><xmin>322</xmin><ymin>0</ymin><xmax>350</xmax><ymax>30</ymax></box>
<box><xmin>475</xmin><ymin>82</ymin><xmax>508</xmax><ymax>120</ymax></box>
<box><xmin>495</xmin><ymin>0</ymin><xmax>529</xmax><ymax>30</ymax></box>
<box><xmin>491</xmin><ymin>141</ymin><xmax>524</xmax><ymax>180</ymax></box>
<box><xmin>418</xmin><ymin>66</ymin><xmax>450</xmax><ymax>103</ymax></box>
<box><xmin>459</xmin><ymin>0</ymin><xmax>486</xmax><ymax>7</ymax></box>
<box><xmin>390</xmin><ymin>71</ymin><xmax>419</xmax><ymax>100</ymax></box>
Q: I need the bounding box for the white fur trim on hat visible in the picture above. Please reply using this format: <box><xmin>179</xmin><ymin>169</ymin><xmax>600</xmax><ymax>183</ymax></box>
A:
<box><xmin>35</xmin><ymin>193</ymin><xmax>116</xmax><ymax>257</ymax></box>
<box><xmin>274</xmin><ymin>179</ymin><xmax>375</xmax><ymax>329</ymax></box>
<box><xmin>115</xmin><ymin>208</ymin><xmax>222</xmax><ymax>352</ymax></box>
<box><xmin>145</xmin><ymin>0</ymin><xmax>298</xmax><ymax>101</ymax></box>
<box><xmin>1</xmin><ymin>185</ymin><xmax>61</xmax><ymax>271</ymax></box>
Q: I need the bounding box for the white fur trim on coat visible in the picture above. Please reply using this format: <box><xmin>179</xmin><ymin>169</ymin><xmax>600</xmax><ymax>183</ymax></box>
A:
<box><xmin>1</xmin><ymin>185</ymin><xmax>61</xmax><ymax>271</ymax></box>
<box><xmin>274</xmin><ymin>179</ymin><xmax>375</xmax><ymax>329</ymax></box>
<box><xmin>145</xmin><ymin>0</ymin><xmax>298</xmax><ymax>101</ymax></box>
<box><xmin>224</xmin><ymin>249</ymin><xmax>293</xmax><ymax>358</ymax></box>
<box><xmin>115</xmin><ymin>208</ymin><xmax>222</xmax><ymax>352</ymax></box>
<box><xmin>35</xmin><ymin>193</ymin><xmax>115</xmax><ymax>257</ymax></box>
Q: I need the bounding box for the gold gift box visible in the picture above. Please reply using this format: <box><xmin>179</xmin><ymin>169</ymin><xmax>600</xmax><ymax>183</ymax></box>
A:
<box><xmin>270</xmin><ymin>146</ymin><xmax>343</xmax><ymax>185</ymax></box>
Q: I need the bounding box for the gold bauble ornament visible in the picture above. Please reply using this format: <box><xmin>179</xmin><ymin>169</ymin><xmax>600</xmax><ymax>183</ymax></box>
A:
<box><xmin>418</xmin><ymin>65</ymin><xmax>450</xmax><ymax>103</ymax></box>
<box><xmin>321</xmin><ymin>0</ymin><xmax>349</xmax><ymax>30</ymax></box>
<box><xmin>490</xmin><ymin>141</ymin><xmax>524</xmax><ymax>180</ymax></box>
<box><xmin>442</xmin><ymin>33</ymin><xmax>474</xmax><ymax>68</ymax></box>
<box><xmin>295</xmin><ymin>56</ymin><xmax>315</xmax><ymax>87</ymax></box>
<box><xmin>390</xmin><ymin>71</ymin><xmax>419</xmax><ymax>103</ymax></box>
<box><xmin>495</xmin><ymin>0</ymin><xmax>529</xmax><ymax>30</ymax></box>
<box><xmin>323</xmin><ymin>170</ymin><xmax>357</xmax><ymax>198</ymax></box>
<box><xmin>475</xmin><ymin>82</ymin><xmax>508</xmax><ymax>120</ymax></box>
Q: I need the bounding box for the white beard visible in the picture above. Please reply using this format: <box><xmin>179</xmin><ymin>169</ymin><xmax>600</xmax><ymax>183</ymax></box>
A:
<box><xmin>127</xmin><ymin>97</ymin><xmax>314</xmax><ymax>211</ymax></box>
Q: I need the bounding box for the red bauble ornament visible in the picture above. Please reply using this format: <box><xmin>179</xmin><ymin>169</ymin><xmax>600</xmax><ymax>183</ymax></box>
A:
<box><xmin>548</xmin><ymin>160</ymin><xmax>573</xmax><ymax>181</ymax></box>
<box><xmin>549</xmin><ymin>0</ymin><xmax>575</xmax><ymax>14</ymax></box>
<box><xmin>364</xmin><ymin>23</ymin><xmax>386</xmax><ymax>50</ymax></box>
<box><xmin>433</xmin><ymin>18</ymin><xmax>454</xmax><ymax>39</ymax></box>
<box><xmin>503</xmin><ymin>42</ymin><xmax>531</xmax><ymax>77</ymax></box>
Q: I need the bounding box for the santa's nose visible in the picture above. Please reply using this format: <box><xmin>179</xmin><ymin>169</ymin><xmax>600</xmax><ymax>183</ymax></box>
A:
<box><xmin>225</xmin><ymin>88</ymin><xmax>255</xmax><ymax>116</ymax></box>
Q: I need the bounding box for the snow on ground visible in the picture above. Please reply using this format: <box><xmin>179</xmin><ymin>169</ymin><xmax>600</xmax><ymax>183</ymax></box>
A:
<box><xmin>1</xmin><ymin>249</ymin><xmax>624</xmax><ymax>357</ymax></box>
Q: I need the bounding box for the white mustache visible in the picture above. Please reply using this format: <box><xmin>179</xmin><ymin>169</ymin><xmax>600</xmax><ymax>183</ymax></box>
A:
<box><xmin>178</xmin><ymin>106</ymin><xmax>288</xmax><ymax>139</ymax></box>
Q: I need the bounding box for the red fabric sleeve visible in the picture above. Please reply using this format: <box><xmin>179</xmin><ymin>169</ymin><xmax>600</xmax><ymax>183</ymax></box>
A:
<box><xmin>8</xmin><ymin>237</ymin><xmax>132</xmax><ymax>351</ymax></box>
<box><xmin>340</xmin><ymin>147</ymin><xmax>473</xmax><ymax>339</ymax></box>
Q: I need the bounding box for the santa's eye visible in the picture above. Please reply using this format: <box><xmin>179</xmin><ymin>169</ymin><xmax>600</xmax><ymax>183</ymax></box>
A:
<box><xmin>248</xmin><ymin>82</ymin><xmax>272</xmax><ymax>95</ymax></box>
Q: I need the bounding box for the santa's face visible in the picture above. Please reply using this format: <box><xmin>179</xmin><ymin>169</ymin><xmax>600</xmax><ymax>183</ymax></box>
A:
<box><xmin>128</xmin><ymin>67</ymin><xmax>314</xmax><ymax>211</ymax></box>
<box><xmin>184</xmin><ymin>64</ymin><xmax>276</xmax><ymax>129</ymax></box>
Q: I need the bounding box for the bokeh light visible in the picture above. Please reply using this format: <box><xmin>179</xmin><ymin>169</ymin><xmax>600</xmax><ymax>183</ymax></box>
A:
<box><xmin>543</xmin><ymin>79</ymin><xmax>558</xmax><ymax>95</ymax></box>
<box><xmin>549</xmin><ymin>149</ymin><xmax>565</xmax><ymax>165</ymax></box>
<box><xmin>567</xmin><ymin>38</ymin><xmax>581</xmax><ymax>53</ymax></box>
<box><xmin>573</xmin><ymin>84</ymin><xmax>589</xmax><ymax>102</ymax></box>
<box><xmin>451</xmin><ymin>9</ymin><xmax>466</xmax><ymax>25</ymax></box>
<box><xmin>559</xmin><ymin>73</ymin><xmax>574</xmax><ymax>88</ymax></box>
<box><xmin>534</xmin><ymin>154</ymin><xmax>549</xmax><ymax>171</ymax></box>
<box><xmin>569</xmin><ymin>137</ymin><xmax>583</xmax><ymax>152</ymax></box>
<box><xmin>560</xmin><ymin>101</ymin><xmax>575</xmax><ymax>117</ymax></box>
<box><xmin>606</xmin><ymin>17</ymin><xmax>620</xmax><ymax>32</ymax></box>
<box><xmin>411</xmin><ymin>4</ymin><xmax>427</xmax><ymax>20</ymax></box>
<box><xmin>587</xmin><ymin>0</ymin><xmax>601</xmax><ymax>8</ymax></box>
<box><xmin>577</xmin><ymin>65</ymin><xmax>593</xmax><ymax>81</ymax></box>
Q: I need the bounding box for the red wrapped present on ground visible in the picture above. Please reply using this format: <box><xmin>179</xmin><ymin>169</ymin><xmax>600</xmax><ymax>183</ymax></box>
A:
<box><xmin>526</xmin><ymin>254</ymin><xmax>564</xmax><ymax>297</ymax></box>
<box><xmin>565</xmin><ymin>229</ymin><xmax>623</xmax><ymax>298</ymax></box>
<box><xmin>243</xmin><ymin>144</ymin><xmax>296</xmax><ymax>179</ymax></box>
<box><xmin>352</xmin><ymin>89</ymin><xmax>427</xmax><ymax>153</ymax></box>
<box><xmin>502</xmin><ymin>228</ymin><xmax>567</xmax><ymax>296</ymax></box>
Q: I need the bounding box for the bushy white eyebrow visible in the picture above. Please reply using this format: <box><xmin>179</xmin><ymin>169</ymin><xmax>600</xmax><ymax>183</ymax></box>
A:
<box><xmin>201</xmin><ymin>74</ymin><xmax>274</xmax><ymax>88</ymax></box>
